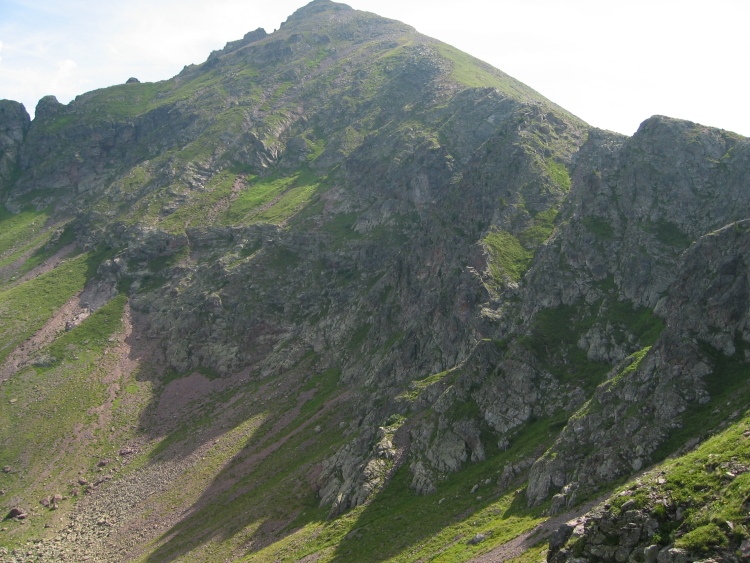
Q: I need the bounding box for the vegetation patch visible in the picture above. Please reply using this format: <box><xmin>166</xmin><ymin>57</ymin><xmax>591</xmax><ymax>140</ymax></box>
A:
<box><xmin>675</xmin><ymin>523</ymin><xmax>730</xmax><ymax>552</ymax></box>
<box><xmin>398</xmin><ymin>368</ymin><xmax>458</xmax><ymax>402</ymax></box>
<box><xmin>252</xmin><ymin>179</ymin><xmax>321</xmax><ymax>224</ymax></box>
<box><xmin>46</xmin><ymin>294</ymin><xmax>127</xmax><ymax>363</ymax></box>
<box><xmin>161</xmin><ymin>171</ymin><xmax>237</xmax><ymax>232</ymax></box>
<box><xmin>543</xmin><ymin>159</ymin><xmax>571</xmax><ymax>191</ymax></box>
<box><xmin>263</xmin><ymin>246</ymin><xmax>301</xmax><ymax>273</ymax></box>
<box><xmin>611</xmin><ymin>346</ymin><xmax>651</xmax><ymax>384</ymax></box>
<box><xmin>435</xmin><ymin>43</ymin><xmax>541</xmax><ymax>103</ymax></box>
<box><xmin>0</xmin><ymin>207</ymin><xmax>47</xmax><ymax>253</ymax></box>
<box><xmin>321</xmin><ymin>212</ymin><xmax>363</xmax><ymax>248</ymax></box>
<box><xmin>0</xmin><ymin>252</ymin><xmax>92</xmax><ymax>364</ymax></box>
<box><xmin>223</xmin><ymin>173</ymin><xmax>307</xmax><ymax>225</ymax></box>
<box><xmin>0</xmin><ymin>290</ymin><xmax>129</xmax><ymax>543</ymax></box>
<box><xmin>483</xmin><ymin>229</ymin><xmax>533</xmax><ymax>284</ymax></box>
<box><xmin>347</xmin><ymin>323</ymin><xmax>372</xmax><ymax>352</ymax></box>
<box><xmin>262</xmin><ymin>456</ymin><xmax>546</xmax><ymax>563</ymax></box>
<box><xmin>605</xmin><ymin>299</ymin><xmax>665</xmax><ymax>347</ymax></box>
<box><xmin>300</xmin><ymin>367</ymin><xmax>341</xmax><ymax>418</ymax></box>
<box><xmin>618</xmin><ymin>411</ymin><xmax>750</xmax><ymax>556</ymax></box>
<box><xmin>519</xmin><ymin>208</ymin><xmax>558</xmax><ymax>248</ymax></box>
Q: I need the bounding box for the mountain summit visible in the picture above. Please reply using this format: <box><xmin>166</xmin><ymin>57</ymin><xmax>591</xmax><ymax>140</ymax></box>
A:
<box><xmin>1</xmin><ymin>2</ymin><xmax>749</xmax><ymax>562</ymax></box>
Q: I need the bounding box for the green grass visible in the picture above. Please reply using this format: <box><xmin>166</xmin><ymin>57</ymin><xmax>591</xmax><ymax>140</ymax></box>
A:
<box><xmin>253</xmin><ymin>409</ymin><xmax>573</xmax><ymax>562</ymax></box>
<box><xmin>347</xmin><ymin>323</ymin><xmax>371</xmax><ymax>352</ymax></box>
<box><xmin>507</xmin><ymin>542</ymin><xmax>548</xmax><ymax>562</ymax></box>
<box><xmin>0</xmin><ymin>252</ymin><xmax>93</xmax><ymax>364</ymax></box>
<box><xmin>483</xmin><ymin>230</ymin><xmax>533</xmax><ymax>284</ymax></box>
<box><xmin>255</xmin><ymin>456</ymin><xmax>545</xmax><ymax>563</ymax></box>
<box><xmin>321</xmin><ymin>212</ymin><xmax>362</xmax><ymax>248</ymax></box>
<box><xmin>0</xmin><ymin>290</ymin><xmax>128</xmax><ymax>544</ymax></box>
<box><xmin>651</xmin><ymin>411</ymin><xmax>750</xmax><ymax>552</ymax></box>
<box><xmin>675</xmin><ymin>523</ymin><xmax>729</xmax><ymax>552</ymax></box>
<box><xmin>556</xmin><ymin>412</ymin><xmax>750</xmax><ymax>558</ymax></box>
<box><xmin>131</xmin><ymin>367</ymin><xmax>568</xmax><ymax>563</ymax></box>
<box><xmin>0</xmin><ymin>227</ymin><xmax>58</xmax><ymax>277</ymax></box>
<box><xmin>543</xmin><ymin>160</ymin><xmax>571</xmax><ymax>191</ymax></box>
<box><xmin>398</xmin><ymin>368</ymin><xmax>458</xmax><ymax>402</ymax></box>
<box><xmin>0</xmin><ymin>207</ymin><xmax>50</xmax><ymax>259</ymax></box>
<box><xmin>646</xmin><ymin>220</ymin><xmax>693</xmax><ymax>248</ymax></box>
<box><xmin>174</xmin><ymin>107</ymin><xmax>247</xmax><ymax>165</ymax></box>
<box><xmin>160</xmin><ymin>171</ymin><xmax>237</xmax><ymax>231</ymax></box>
<box><xmin>605</xmin><ymin>299</ymin><xmax>665</xmax><ymax>347</ymax></box>
<box><xmin>46</xmin><ymin>294</ymin><xmax>127</xmax><ymax>364</ymax></box>
<box><xmin>519</xmin><ymin>208</ymin><xmax>559</xmax><ymax>248</ymax></box>
<box><xmin>263</xmin><ymin>246</ymin><xmax>301</xmax><ymax>273</ymax></box>
<box><xmin>611</xmin><ymin>346</ymin><xmax>650</xmax><ymax>384</ymax></box>
<box><xmin>68</xmin><ymin>80</ymin><xmax>171</xmax><ymax>120</ymax></box>
<box><xmin>7</xmin><ymin>221</ymin><xmax>77</xmax><ymax>278</ymax></box>
<box><xmin>251</xmin><ymin>178</ymin><xmax>322</xmax><ymax>224</ymax></box>
<box><xmin>223</xmin><ymin>174</ymin><xmax>295</xmax><ymax>225</ymax></box>
<box><xmin>140</xmin><ymin>395</ymin><xmax>351</xmax><ymax>562</ymax></box>
<box><xmin>300</xmin><ymin>368</ymin><xmax>341</xmax><ymax>418</ymax></box>
<box><xmin>434</xmin><ymin>43</ymin><xmax>543</xmax><ymax>103</ymax></box>
<box><xmin>225</xmin><ymin>168</ymin><xmax>328</xmax><ymax>226</ymax></box>
<box><xmin>60</xmin><ymin>63</ymin><xmax>259</xmax><ymax>125</ymax></box>
<box><xmin>243</xmin><ymin>405</ymin><xmax>570</xmax><ymax>563</ymax></box>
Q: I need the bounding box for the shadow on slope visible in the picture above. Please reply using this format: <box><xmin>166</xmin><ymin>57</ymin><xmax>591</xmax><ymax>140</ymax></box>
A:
<box><xmin>135</xmin><ymin>393</ymin><xmax>566</xmax><ymax>562</ymax></box>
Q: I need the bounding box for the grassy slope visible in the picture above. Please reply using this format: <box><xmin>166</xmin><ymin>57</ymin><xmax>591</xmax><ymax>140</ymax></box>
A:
<box><xmin>0</xmin><ymin>252</ymin><xmax>94</xmax><ymax>364</ymax></box>
<box><xmin>592</xmin><ymin>409</ymin><xmax>750</xmax><ymax>556</ymax></box>
<box><xmin>3</xmin><ymin>267</ymin><xmax>746</xmax><ymax>563</ymax></box>
<box><xmin>131</xmin><ymin>386</ymin><xmax>572</xmax><ymax>562</ymax></box>
<box><xmin>0</xmin><ymin>287</ymin><xmax>137</xmax><ymax>545</ymax></box>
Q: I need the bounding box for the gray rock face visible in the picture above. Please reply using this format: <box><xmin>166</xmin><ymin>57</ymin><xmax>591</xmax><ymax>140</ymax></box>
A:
<box><xmin>524</xmin><ymin>117</ymin><xmax>750</xmax><ymax>505</ymax></box>
<box><xmin>527</xmin><ymin>221</ymin><xmax>750</xmax><ymax>502</ymax></box>
<box><xmin>0</xmin><ymin>99</ymin><xmax>30</xmax><ymax>194</ymax></box>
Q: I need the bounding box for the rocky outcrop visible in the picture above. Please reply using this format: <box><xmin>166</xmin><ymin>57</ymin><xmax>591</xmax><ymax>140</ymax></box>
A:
<box><xmin>528</xmin><ymin>220</ymin><xmax>750</xmax><ymax>505</ymax></box>
<box><xmin>547</xmin><ymin>412</ymin><xmax>750</xmax><ymax>562</ymax></box>
<box><xmin>0</xmin><ymin>99</ymin><xmax>30</xmax><ymax>196</ymax></box>
<box><xmin>519</xmin><ymin>119</ymin><xmax>750</xmax><ymax>506</ymax></box>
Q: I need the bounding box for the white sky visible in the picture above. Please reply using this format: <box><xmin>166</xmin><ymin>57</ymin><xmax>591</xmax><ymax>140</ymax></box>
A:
<box><xmin>1</xmin><ymin>0</ymin><xmax>748</xmax><ymax>137</ymax></box>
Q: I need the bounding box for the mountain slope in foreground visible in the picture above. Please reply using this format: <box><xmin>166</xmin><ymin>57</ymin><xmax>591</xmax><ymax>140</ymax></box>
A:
<box><xmin>0</xmin><ymin>1</ymin><xmax>749</xmax><ymax>561</ymax></box>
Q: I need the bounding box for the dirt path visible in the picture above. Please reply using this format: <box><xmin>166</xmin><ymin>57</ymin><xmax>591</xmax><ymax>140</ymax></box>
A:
<box><xmin>0</xmin><ymin>291</ymin><xmax>88</xmax><ymax>380</ymax></box>
<box><xmin>469</xmin><ymin>496</ymin><xmax>607</xmax><ymax>562</ymax></box>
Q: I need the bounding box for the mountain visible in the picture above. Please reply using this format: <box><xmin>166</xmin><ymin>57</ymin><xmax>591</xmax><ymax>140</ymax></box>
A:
<box><xmin>1</xmin><ymin>1</ymin><xmax>749</xmax><ymax>561</ymax></box>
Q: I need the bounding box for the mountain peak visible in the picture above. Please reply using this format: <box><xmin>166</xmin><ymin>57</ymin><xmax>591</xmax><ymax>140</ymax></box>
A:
<box><xmin>282</xmin><ymin>0</ymin><xmax>354</xmax><ymax>26</ymax></box>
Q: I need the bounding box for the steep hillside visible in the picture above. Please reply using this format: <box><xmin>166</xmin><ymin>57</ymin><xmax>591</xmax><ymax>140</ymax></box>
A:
<box><xmin>1</xmin><ymin>1</ymin><xmax>749</xmax><ymax>562</ymax></box>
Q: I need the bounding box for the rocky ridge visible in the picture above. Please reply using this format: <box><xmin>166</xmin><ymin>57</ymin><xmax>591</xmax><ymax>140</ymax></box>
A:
<box><xmin>0</xmin><ymin>1</ymin><xmax>749</xmax><ymax>561</ymax></box>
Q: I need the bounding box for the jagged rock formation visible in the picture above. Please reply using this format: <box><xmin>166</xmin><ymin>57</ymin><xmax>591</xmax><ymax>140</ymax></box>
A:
<box><xmin>0</xmin><ymin>100</ymin><xmax>29</xmax><ymax>196</ymax></box>
<box><xmin>0</xmin><ymin>1</ymin><xmax>749</xmax><ymax>561</ymax></box>
<box><xmin>524</xmin><ymin>118</ymin><xmax>750</xmax><ymax>506</ymax></box>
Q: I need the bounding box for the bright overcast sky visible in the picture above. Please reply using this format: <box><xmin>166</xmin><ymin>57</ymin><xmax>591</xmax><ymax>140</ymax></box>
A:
<box><xmin>1</xmin><ymin>0</ymin><xmax>748</xmax><ymax>137</ymax></box>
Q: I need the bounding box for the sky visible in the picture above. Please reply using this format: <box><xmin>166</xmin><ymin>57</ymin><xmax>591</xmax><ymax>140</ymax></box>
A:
<box><xmin>1</xmin><ymin>0</ymin><xmax>748</xmax><ymax>137</ymax></box>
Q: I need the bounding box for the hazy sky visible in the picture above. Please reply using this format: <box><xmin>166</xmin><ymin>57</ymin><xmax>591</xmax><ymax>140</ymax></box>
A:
<box><xmin>1</xmin><ymin>0</ymin><xmax>748</xmax><ymax>136</ymax></box>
